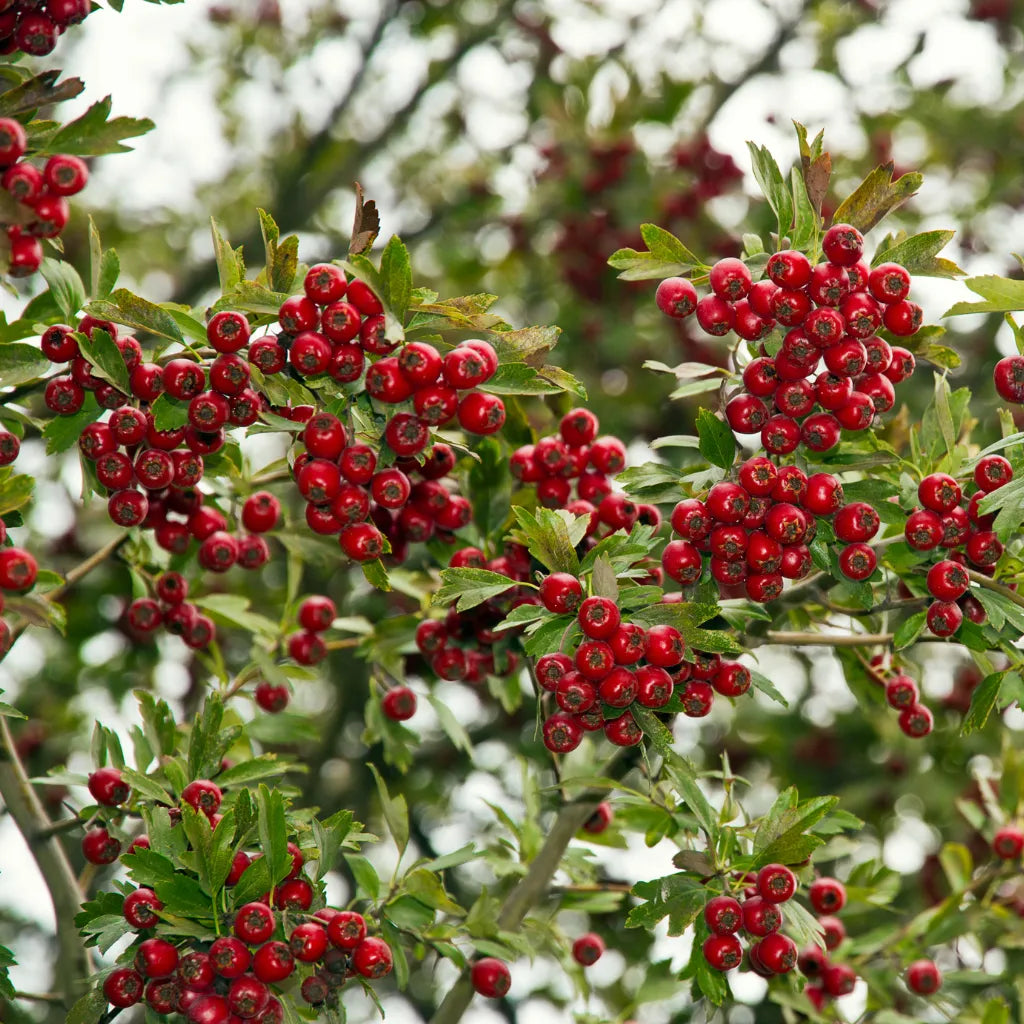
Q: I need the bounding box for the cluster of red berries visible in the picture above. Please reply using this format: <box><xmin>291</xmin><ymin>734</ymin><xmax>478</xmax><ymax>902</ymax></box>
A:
<box><xmin>0</xmin><ymin>0</ymin><xmax>89</xmax><ymax>57</ymax></box>
<box><xmin>287</xmin><ymin>410</ymin><xmax>471</xmax><ymax>564</ymax></box>
<box><xmin>0</xmin><ymin>535</ymin><xmax>37</xmax><ymax>653</ymax></box>
<box><xmin>413</xmin><ymin>544</ymin><xmax>531</xmax><ymax>689</ymax></box>
<box><xmin>125</xmin><ymin>571</ymin><xmax>219</xmax><ymax>651</ymax></box>
<box><xmin>797</xmin><ymin>876</ymin><xmax>860</xmax><ymax>1007</ymax></box>
<box><xmin>701</xmin><ymin>864</ymin><xmax>801</xmax><ymax>976</ymax></box>
<box><xmin>867</xmin><ymin>659</ymin><xmax>934</xmax><ymax>739</ymax></box>
<box><xmin>510</xmin><ymin>407</ymin><xmax>644</xmax><ymax>526</ymax></box>
<box><xmin>534</xmin><ymin>583</ymin><xmax>698</xmax><ymax>752</ymax></box>
<box><xmin>88</xmin><ymin>771</ymin><xmax>394</xmax><ymax>1018</ymax></box>
<box><xmin>904</xmin><ymin>463</ymin><xmax>1011</xmax><ymax>637</ymax></box>
<box><xmin>663</xmin><ymin>459</ymin><xmax>882</xmax><ymax>602</ymax></box>
<box><xmin>0</xmin><ymin>117</ymin><xmax>88</xmax><ymax>277</ymax></box>
<box><xmin>266</xmin><ymin>264</ymin><xmax>505</xmax><ymax>436</ymax></box>
<box><xmin>43</xmin><ymin>317</ymin><xmax>272</xmax><ymax>583</ymax></box>
<box><xmin>657</xmin><ymin>225</ymin><xmax>920</xmax><ymax>454</ymax></box>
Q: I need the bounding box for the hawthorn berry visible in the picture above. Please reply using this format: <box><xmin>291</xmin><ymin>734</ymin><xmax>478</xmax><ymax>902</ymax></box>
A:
<box><xmin>103</xmin><ymin>967</ymin><xmax>145</xmax><ymax>1008</ymax></box>
<box><xmin>135</xmin><ymin>937</ymin><xmax>180</xmax><ymax>979</ymax></box>
<box><xmin>702</xmin><ymin>934</ymin><xmax>743</xmax><ymax>971</ymax></box>
<box><xmin>926</xmin><ymin>600</ymin><xmax>962</xmax><ymax>638</ymax></box>
<box><xmin>906</xmin><ymin>959</ymin><xmax>942</xmax><ymax>995</ymax></box>
<box><xmin>208</xmin><ymin>936</ymin><xmax>251</xmax><ymax>979</ymax></box>
<box><xmin>82</xmin><ymin>826</ymin><xmax>121</xmax><ymax>864</ymax></box>
<box><xmin>994</xmin><ymin>355</ymin><xmax>1024</xmax><ymax>403</ymax></box>
<box><xmin>822</xmin><ymin>963</ymin><xmax>857</xmax><ymax>997</ymax></box>
<box><xmin>583</xmin><ymin>802</ymin><xmax>613</xmax><ymax>834</ymax></box>
<box><xmin>808</xmin><ymin>877</ymin><xmax>846</xmax><ymax>914</ymax></box>
<box><xmin>992</xmin><ymin>825</ymin><xmax>1024</xmax><ymax>859</ymax></box>
<box><xmin>755</xmin><ymin>932</ymin><xmax>797</xmax><ymax>974</ymax></box>
<box><xmin>885</xmin><ymin>674</ymin><xmax>919</xmax><ymax>710</ymax></box>
<box><xmin>543</xmin><ymin>713</ymin><xmax>583</xmax><ymax>753</ymax></box>
<box><xmin>471</xmin><ymin>957</ymin><xmax>511</xmax><ymax>997</ymax></box>
<box><xmin>757</xmin><ymin>863</ymin><xmax>796</xmax><ymax>903</ymax></box>
<box><xmin>87</xmin><ymin>766</ymin><xmax>130</xmax><ymax>806</ymax></box>
<box><xmin>572</xmin><ymin>933</ymin><xmax>605</xmax><ymax>966</ymax></box>
<box><xmin>252</xmin><ymin>941</ymin><xmax>294</xmax><ymax>984</ymax></box>
<box><xmin>704</xmin><ymin>895</ymin><xmax>742</xmax><ymax>935</ymax></box>
<box><xmin>123</xmin><ymin>887</ymin><xmax>163</xmax><ymax>928</ymax></box>
<box><xmin>655</xmin><ymin>276</ymin><xmax>698</xmax><ymax>318</ymax></box>
<box><xmin>898</xmin><ymin>702</ymin><xmax>935</xmax><ymax>737</ymax></box>
<box><xmin>382</xmin><ymin>686</ymin><xmax>417</xmax><ymax>721</ymax></box>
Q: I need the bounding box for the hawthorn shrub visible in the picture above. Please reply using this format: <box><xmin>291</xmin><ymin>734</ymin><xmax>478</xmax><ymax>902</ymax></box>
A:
<box><xmin>3</xmin><ymin>13</ymin><xmax>1024</xmax><ymax>1024</ymax></box>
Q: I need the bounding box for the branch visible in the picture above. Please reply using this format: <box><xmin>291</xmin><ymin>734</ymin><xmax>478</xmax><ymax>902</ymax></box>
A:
<box><xmin>428</xmin><ymin>749</ymin><xmax>635</xmax><ymax>1024</ymax></box>
<box><xmin>0</xmin><ymin>716</ymin><xmax>92</xmax><ymax>1005</ymax></box>
<box><xmin>49</xmin><ymin>534</ymin><xmax>128</xmax><ymax>603</ymax></box>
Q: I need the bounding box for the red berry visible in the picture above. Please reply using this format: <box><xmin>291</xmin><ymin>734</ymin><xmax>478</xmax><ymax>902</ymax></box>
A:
<box><xmin>227</xmin><ymin>975</ymin><xmax>269</xmax><ymax>1019</ymax></box>
<box><xmin>327</xmin><ymin>909</ymin><xmax>366</xmax><ymax>949</ymax></box>
<box><xmin>838</xmin><ymin>542</ymin><xmax>876</xmax><ymax>581</ymax></box>
<box><xmin>704</xmin><ymin>895</ymin><xmax>742</xmax><ymax>935</ymax></box>
<box><xmin>135</xmin><ymin>937</ymin><xmax>180</xmax><ymax>979</ymax></box>
<box><xmin>103</xmin><ymin>967</ymin><xmax>145</xmax><ymax>1008</ymax></box>
<box><xmin>289</xmin><ymin>921</ymin><xmax>329</xmax><ymax>962</ymax></box>
<box><xmin>898</xmin><ymin>702</ymin><xmax>935</xmax><ymax>736</ymax></box>
<box><xmin>655</xmin><ymin>276</ymin><xmax>698</xmax><ymax>318</ymax></box>
<box><xmin>123</xmin><ymin>887</ymin><xmax>163</xmax><ymax>928</ymax></box>
<box><xmin>926</xmin><ymin>560</ymin><xmax>970</xmax><ymax>602</ymax></box>
<box><xmin>88</xmin><ymin>767</ymin><xmax>130</xmax><ymax>806</ymax></box>
<box><xmin>542</xmin><ymin>712</ymin><xmax>583</xmax><ymax>753</ymax></box>
<box><xmin>382</xmin><ymin>686</ymin><xmax>417</xmax><ymax>721</ymax></box>
<box><xmin>471</xmin><ymin>957</ymin><xmax>511</xmax><ymax>997</ymax></box>
<box><xmin>882</xmin><ymin>299</ymin><xmax>923</xmax><ymax>336</ymax></box>
<box><xmin>709</xmin><ymin>257</ymin><xmax>751</xmax><ymax>300</ymax></box>
<box><xmin>906</xmin><ymin>959</ymin><xmax>942</xmax><ymax>995</ymax></box>
<box><xmin>182</xmin><ymin>779</ymin><xmax>223</xmax><ymax>816</ymax></box>
<box><xmin>582</xmin><ymin>802</ymin><xmax>613</xmax><ymax>834</ymax></box>
<box><xmin>572</xmin><ymin>933</ymin><xmax>605</xmax><ymax>966</ymax></box>
<box><xmin>695</xmin><ymin>294</ymin><xmax>734</xmax><ymax>336</ymax></box>
<box><xmin>538</xmin><ymin>572</ymin><xmax>583</xmax><ymax>614</ymax></box>
<box><xmin>209</xmin><ymin>937</ymin><xmax>251</xmax><ymax>979</ymax></box>
<box><xmin>905</xmin><ymin>508</ymin><xmax>944</xmax><ymax>551</ymax></box>
<box><xmin>994</xmin><ymin>355</ymin><xmax>1024</xmax><ymax>403</ymax></box>
<box><xmin>757</xmin><ymin>863</ymin><xmax>796</xmax><ymax>903</ymax></box>
<box><xmin>251</xmin><ymin>941</ymin><xmax>294</xmax><ymax>984</ymax></box>
<box><xmin>885</xmin><ymin>674</ymin><xmax>919</xmax><ymax>710</ymax></box>
<box><xmin>808</xmin><ymin>877</ymin><xmax>846</xmax><ymax>914</ymax></box>
<box><xmin>603</xmin><ymin>712</ymin><xmax>643</xmax><ymax>746</ymax></box>
<box><xmin>926</xmin><ymin>600</ymin><xmax>962</xmax><ymax>638</ymax></box>
<box><xmin>754</xmin><ymin>931</ymin><xmax>797</xmax><ymax>974</ymax></box>
<box><xmin>992</xmin><ymin>824</ymin><xmax>1024</xmax><ymax>859</ymax></box>
<box><xmin>82</xmin><ymin>826</ymin><xmax>121</xmax><ymax>864</ymax></box>
<box><xmin>702</xmin><ymin>934</ymin><xmax>743</xmax><ymax>971</ymax></box>
<box><xmin>766</xmin><ymin>250</ymin><xmax>811</xmax><ymax>289</ymax></box>
<box><xmin>823</xmin><ymin>963</ymin><xmax>857</xmax><ymax>997</ymax></box>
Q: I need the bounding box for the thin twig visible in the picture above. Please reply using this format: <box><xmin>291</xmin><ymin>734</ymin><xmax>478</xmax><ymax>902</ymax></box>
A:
<box><xmin>0</xmin><ymin>716</ymin><xmax>93</xmax><ymax>1004</ymax></box>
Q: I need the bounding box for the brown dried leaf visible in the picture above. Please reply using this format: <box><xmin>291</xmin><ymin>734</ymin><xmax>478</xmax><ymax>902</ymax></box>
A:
<box><xmin>349</xmin><ymin>182</ymin><xmax>380</xmax><ymax>256</ymax></box>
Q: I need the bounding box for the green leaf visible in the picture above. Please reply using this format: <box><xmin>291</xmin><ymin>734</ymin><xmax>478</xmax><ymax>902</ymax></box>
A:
<box><xmin>0</xmin><ymin>343</ymin><xmax>49</xmax><ymax>388</ymax></box>
<box><xmin>118</xmin><ymin>766</ymin><xmax>171</xmax><ymax>804</ymax></box>
<box><xmin>216</xmin><ymin>755</ymin><xmax>296</xmax><ymax>788</ymax></box>
<box><xmin>944</xmin><ymin>275</ymin><xmax>1024</xmax><ymax>317</ymax></box>
<box><xmin>77</xmin><ymin>327</ymin><xmax>130</xmax><ymax>394</ymax></box>
<box><xmin>193</xmin><ymin>593</ymin><xmax>278</xmax><ymax>640</ymax></box>
<box><xmin>752</xmin><ymin>792</ymin><xmax>837</xmax><ymax>867</ymax></box>
<box><xmin>871</xmin><ymin>229</ymin><xmax>962</xmax><ymax>278</ymax></box>
<box><xmin>746</xmin><ymin>142</ymin><xmax>793</xmax><ymax>241</ymax></box>
<box><xmin>832</xmin><ymin>162</ymin><xmax>923</xmax><ymax>234</ymax></box>
<box><xmin>427</xmin><ymin>693</ymin><xmax>473</xmax><ymax>753</ymax></box>
<box><xmin>748</xmin><ymin>669</ymin><xmax>789</xmax><ymax>707</ymax></box>
<box><xmin>483</xmin><ymin>361</ymin><xmax>576</xmax><ymax>395</ymax></box>
<box><xmin>379</xmin><ymin>235</ymin><xmax>412</xmax><ymax>321</ymax></box>
<box><xmin>0</xmin><ymin>70</ymin><xmax>84</xmax><ymax>118</ymax></box>
<box><xmin>309</xmin><ymin>809</ymin><xmax>356</xmax><ymax>882</ymax></box>
<box><xmin>434</xmin><ymin>567</ymin><xmax>518</xmax><ymax>613</ymax></box>
<box><xmin>346</xmin><ymin>853</ymin><xmax>381</xmax><ymax>899</ymax></box>
<box><xmin>509</xmin><ymin>505</ymin><xmax>587</xmax><ymax>575</ymax></box>
<box><xmin>696</xmin><ymin>408</ymin><xmax>736</xmax><ymax>469</ymax></box>
<box><xmin>257</xmin><ymin>208</ymin><xmax>299</xmax><ymax>294</ymax></box>
<box><xmin>66</xmin><ymin>989</ymin><xmax>106</xmax><ymax>1024</ymax></box>
<box><xmin>789</xmin><ymin>165</ymin><xmax>816</xmax><ymax>250</ymax></box>
<box><xmin>39</xmin><ymin>258</ymin><xmax>85</xmax><ymax>322</ymax></box>
<box><xmin>256</xmin><ymin>783</ymin><xmax>292</xmax><ymax>886</ymax></box>
<box><xmin>932</xmin><ymin>372</ymin><xmax>956</xmax><ymax>452</ymax></box>
<box><xmin>640</xmin><ymin>223</ymin><xmax>701</xmax><ymax>267</ymax></box>
<box><xmin>368</xmin><ymin>764</ymin><xmax>409</xmax><ymax>856</ymax></box>
<box><xmin>627</xmin><ymin>874</ymin><xmax>705</xmax><ymax>934</ymax></box>
<box><xmin>42</xmin><ymin>393</ymin><xmax>102</xmax><ymax>454</ymax></box>
<box><xmin>664</xmin><ymin>757</ymin><xmax>719</xmax><ymax>839</ymax></box>
<box><xmin>961</xmin><ymin>672</ymin><xmax>1010</xmax><ymax>735</ymax></box>
<box><xmin>36</xmin><ymin>96</ymin><xmax>154</xmax><ymax>155</ymax></box>
<box><xmin>85</xmin><ymin>288</ymin><xmax>183</xmax><ymax>343</ymax></box>
<box><xmin>211</xmin><ymin>218</ymin><xmax>243</xmax><ymax>293</ymax></box>
<box><xmin>361</xmin><ymin>558</ymin><xmax>391</xmax><ymax>592</ymax></box>
<box><xmin>606</xmin><ymin>247</ymin><xmax>690</xmax><ymax>281</ymax></box>
<box><xmin>149</xmin><ymin>393</ymin><xmax>191</xmax><ymax>431</ymax></box>
<box><xmin>893</xmin><ymin>610</ymin><xmax>927</xmax><ymax>650</ymax></box>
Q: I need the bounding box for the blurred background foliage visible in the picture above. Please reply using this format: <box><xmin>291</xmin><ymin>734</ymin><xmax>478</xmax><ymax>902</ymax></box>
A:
<box><xmin>5</xmin><ymin>1</ymin><xmax>1024</xmax><ymax>1021</ymax></box>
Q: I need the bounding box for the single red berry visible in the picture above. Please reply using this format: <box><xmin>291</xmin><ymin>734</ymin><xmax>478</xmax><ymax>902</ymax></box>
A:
<box><xmin>382</xmin><ymin>686</ymin><xmax>417</xmax><ymax>721</ymax></box>
<box><xmin>182</xmin><ymin>779</ymin><xmax>223</xmax><ymax>817</ymax></box>
<box><xmin>819</xmin><ymin>915</ymin><xmax>846</xmax><ymax>951</ymax></box>
<box><xmin>766</xmin><ymin>250</ymin><xmax>811</xmax><ymax>289</ymax></box>
<box><xmin>251</xmin><ymin>941</ymin><xmax>294</xmax><ymax>984</ymax></box>
<box><xmin>882</xmin><ymin>299</ymin><xmax>923</xmax><ymax>336</ymax></box>
<box><xmin>702</xmin><ymin>934</ymin><xmax>743</xmax><ymax>971</ymax></box>
<box><xmin>82</xmin><ymin>826</ymin><xmax>121</xmax><ymax>864</ymax></box>
<box><xmin>572</xmin><ymin>933</ymin><xmax>605</xmax><ymax>966</ymax></box>
<box><xmin>457</xmin><ymin>391</ymin><xmax>505</xmax><ymax>435</ymax></box>
<box><xmin>135</xmin><ymin>937</ymin><xmax>180</xmax><ymax>979</ymax></box>
<box><xmin>906</xmin><ymin>959</ymin><xmax>942</xmax><ymax>995</ymax></box>
<box><xmin>711</xmin><ymin>661</ymin><xmax>751</xmax><ymax>697</ymax></box>
<box><xmin>757</xmin><ymin>863</ymin><xmax>796</xmax><ymax>904</ymax></box>
<box><xmin>992</xmin><ymin>824</ymin><xmax>1024</xmax><ymax>859</ymax></box>
<box><xmin>823</xmin><ymin>963</ymin><xmax>857</xmax><ymax>997</ymax></box>
<box><xmin>88</xmin><ymin>767</ymin><xmax>130</xmax><ymax>806</ymax></box>
<box><xmin>603</xmin><ymin>712</ymin><xmax>643</xmax><ymax>747</ymax></box>
<box><xmin>994</xmin><ymin>355</ymin><xmax>1024</xmax><ymax>403</ymax></box>
<box><xmin>208</xmin><ymin>937</ymin><xmax>251</xmax><ymax>979</ymax></box>
<box><xmin>926</xmin><ymin>600</ymin><xmax>962</xmax><ymax>639</ymax></box>
<box><xmin>538</xmin><ymin>572</ymin><xmax>584</xmax><ymax>614</ymax></box>
<box><xmin>542</xmin><ymin>712</ymin><xmax>583</xmax><ymax>753</ymax></box>
<box><xmin>704</xmin><ymin>895</ymin><xmax>742</xmax><ymax>935</ymax></box>
<box><xmin>339</xmin><ymin>521</ymin><xmax>386</xmax><ymax>562</ymax></box>
<box><xmin>298</xmin><ymin>595</ymin><xmax>336</xmax><ymax>633</ymax></box>
<box><xmin>926</xmin><ymin>560</ymin><xmax>970</xmax><ymax>602</ymax></box>
<box><xmin>123</xmin><ymin>887</ymin><xmax>163</xmax><ymax>928</ymax></box>
<box><xmin>103</xmin><ymin>967</ymin><xmax>145</xmax><ymax>1008</ymax></box>
<box><xmin>326</xmin><ymin>910</ymin><xmax>367</xmax><ymax>949</ymax></box>
<box><xmin>898</xmin><ymin>702</ymin><xmax>935</xmax><ymax>736</ymax></box>
<box><xmin>905</xmin><ymin>508</ymin><xmax>944</xmax><ymax>551</ymax></box>
<box><xmin>709</xmin><ymin>257</ymin><xmax>752</xmax><ymax>300</ymax></box>
<box><xmin>839</xmin><ymin>542</ymin><xmax>876</xmax><ymax>581</ymax></box>
<box><xmin>680</xmin><ymin>679</ymin><xmax>714</xmax><ymax>717</ymax></box>
<box><xmin>471</xmin><ymin>957</ymin><xmax>511</xmax><ymax>997</ymax></box>
<box><xmin>754</xmin><ymin>931</ymin><xmax>798</xmax><ymax>974</ymax></box>
<box><xmin>868</xmin><ymin>262</ymin><xmax>912</xmax><ymax>303</ymax></box>
<box><xmin>808</xmin><ymin>877</ymin><xmax>846</xmax><ymax>914</ymax></box>
<box><xmin>655</xmin><ymin>276</ymin><xmax>698</xmax><ymax>318</ymax></box>
<box><xmin>352</xmin><ymin>936</ymin><xmax>393</xmax><ymax>979</ymax></box>
<box><xmin>582</xmin><ymin>802</ymin><xmax>613</xmax><ymax>834</ymax></box>
<box><xmin>694</xmin><ymin>294</ymin><xmax>735</xmax><ymax>336</ymax></box>
<box><xmin>885</xmin><ymin>674</ymin><xmax>919</xmax><ymax>710</ymax></box>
